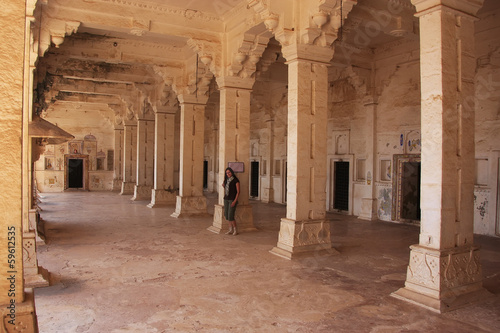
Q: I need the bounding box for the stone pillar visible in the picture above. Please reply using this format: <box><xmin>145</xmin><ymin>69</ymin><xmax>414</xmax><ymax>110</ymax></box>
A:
<box><xmin>392</xmin><ymin>0</ymin><xmax>490</xmax><ymax>313</ymax></box>
<box><xmin>270</xmin><ymin>44</ymin><xmax>337</xmax><ymax>259</ymax></box>
<box><xmin>358</xmin><ymin>96</ymin><xmax>378</xmax><ymax>220</ymax></box>
<box><xmin>171</xmin><ymin>95</ymin><xmax>208</xmax><ymax>217</ymax></box>
<box><xmin>262</xmin><ymin>119</ymin><xmax>275</xmax><ymax>203</ymax></box>
<box><xmin>209</xmin><ymin>77</ymin><xmax>256</xmax><ymax>234</ymax></box>
<box><xmin>120</xmin><ymin>121</ymin><xmax>137</xmax><ymax>195</ymax></box>
<box><xmin>132</xmin><ymin>117</ymin><xmax>155</xmax><ymax>201</ymax></box>
<box><xmin>112</xmin><ymin>126</ymin><xmax>124</xmax><ymax>192</ymax></box>
<box><xmin>1</xmin><ymin>0</ymin><xmax>38</xmax><ymax>329</ymax></box>
<box><xmin>148</xmin><ymin>109</ymin><xmax>177</xmax><ymax>207</ymax></box>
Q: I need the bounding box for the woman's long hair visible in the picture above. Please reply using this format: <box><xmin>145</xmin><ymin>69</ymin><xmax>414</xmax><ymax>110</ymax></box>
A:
<box><xmin>224</xmin><ymin>167</ymin><xmax>235</xmax><ymax>185</ymax></box>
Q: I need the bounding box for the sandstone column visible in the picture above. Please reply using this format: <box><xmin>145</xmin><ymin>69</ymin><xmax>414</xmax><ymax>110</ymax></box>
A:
<box><xmin>392</xmin><ymin>0</ymin><xmax>490</xmax><ymax>312</ymax></box>
<box><xmin>0</xmin><ymin>0</ymin><xmax>38</xmax><ymax>329</ymax></box>
<box><xmin>262</xmin><ymin>118</ymin><xmax>275</xmax><ymax>203</ymax></box>
<box><xmin>120</xmin><ymin>120</ymin><xmax>137</xmax><ymax>195</ymax></box>
<box><xmin>171</xmin><ymin>94</ymin><xmax>208</xmax><ymax>217</ymax></box>
<box><xmin>270</xmin><ymin>44</ymin><xmax>336</xmax><ymax>259</ymax></box>
<box><xmin>148</xmin><ymin>108</ymin><xmax>177</xmax><ymax>207</ymax></box>
<box><xmin>112</xmin><ymin>125</ymin><xmax>124</xmax><ymax>192</ymax></box>
<box><xmin>208</xmin><ymin>77</ymin><xmax>256</xmax><ymax>233</ymax></box>
<box><xmin>132</xmin><ymin>117</ymin><xmax>155</xmax><ymax>201</ymax></box>
<box><xmin>358</xmin><ymin>96</ymin><xmax>378</xmax><ymax>220</ymax></box>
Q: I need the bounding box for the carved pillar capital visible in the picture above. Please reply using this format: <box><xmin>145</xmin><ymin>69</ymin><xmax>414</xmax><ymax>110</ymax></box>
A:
<box><xmin>411</xmin><ymin>0</ymin><xmax>484</xmax><ymax>16</ymax></box>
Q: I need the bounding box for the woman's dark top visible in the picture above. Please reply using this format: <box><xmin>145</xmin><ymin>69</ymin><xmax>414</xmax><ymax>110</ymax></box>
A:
<box><xmin>223</xmin><ymin>176</ymin><xmax>240</xmax><ymax>201</ymax></box>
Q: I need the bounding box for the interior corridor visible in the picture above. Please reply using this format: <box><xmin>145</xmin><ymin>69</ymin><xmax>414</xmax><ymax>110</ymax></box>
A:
<box><xmin>33</xmin><ymin>192</ymin><xmax>500</xmax><ymax>333</ymax></box>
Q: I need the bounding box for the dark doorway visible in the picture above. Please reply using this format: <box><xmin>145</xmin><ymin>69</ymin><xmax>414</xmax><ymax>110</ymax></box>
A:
<box><xmin>203</xmin><ymin>160</ymin><xmax>208</xmax><ymax>189</ymax></box>
<box><xmin>401</xmin><ymin>161</ymin><xmax>421</xmax><ymax>221</ymax></box>
<box><xmin>334</xmin><ymin>161</ymin><xmax>349</xmax><ymax>211</ymax></box>
<box><xmin>68</xmin><ymin>159</ymin><xmax>83</xmax><ymax>188</ymax></box>
<box><xmin>250</xmin><ymin>161</ymin><xmax>259</xmax><ymax>197</ymax></box>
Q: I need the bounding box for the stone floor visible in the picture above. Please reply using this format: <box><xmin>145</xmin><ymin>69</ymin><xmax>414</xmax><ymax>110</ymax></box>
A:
<box><xmin>33</xmin><ymin>191</ymin><xmax>500</xmax><ymax>333</ymax></box>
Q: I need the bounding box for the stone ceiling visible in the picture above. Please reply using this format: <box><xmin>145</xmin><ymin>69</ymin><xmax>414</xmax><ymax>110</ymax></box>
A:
<box><xmin>34</xmin><ymin>0</ymin><xmax>418</xmax><ymax>120</ymax></box>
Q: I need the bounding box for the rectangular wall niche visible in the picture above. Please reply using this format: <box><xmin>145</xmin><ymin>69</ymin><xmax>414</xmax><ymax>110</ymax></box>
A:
<box><xmin>356</xmin><ymin>159</ymin><xmax>366</xmax><ymax>181</ymax></box>
<box><xmin>475</xmin><ymin>158</ymin><xmax>488</xmax><ymax>185</ymax></box>
<box><xmin>380</xmin><ymin>160</ymin><xmax>391</xmax><ymax>181</ymax></box>
<box><xmin>274</xmin><ymin>160</ymin><xmax>281</xmax><ymax>176</ymax></box>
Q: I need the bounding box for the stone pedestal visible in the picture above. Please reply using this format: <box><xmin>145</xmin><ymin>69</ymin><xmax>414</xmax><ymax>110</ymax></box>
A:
<box><xmin>132</xmin><ymin>184</ymin><xmax>152</xmax><ymax>201</ymax></box>
<box><xmin>112</xmin><ymin>178</ymin><xmax>122</xmax><ymax>192</ymax></box>
<box><xmin>270</xmin><ymin>219</ymin><xmax>338</xmax><ymax>259</ymax></box>
<box><xmin>358</xmin><ymin>198</ymin><xmax>378</xmax><ymax>221</ymax></box>
<box><xmin>208</xmin><ymin>204</ymin><xmax>256</xmax><ymax>234</ymax></box>
<box><xmin>120</xmin><ymin>181</ymin><xmax>135</xmax><ymax>195</ymax></box>
<box><xmin>1</xmin><ymin>289</ymin><xmax>38</xmax><ymax>333</ymax></box>
<box><xmin>23</xmin><ymin>232</ymin><xmax>49</xmax><ymax>288</ymax></box>
<box><xmin>147</xmin><ymin>189</ymin><xmax>177</xmax><ymax>208</ymax></box>
<box><xmin>392</xmin><ymin>245</ymin><xmax>491</xmax><ymax>312</ymax></box>
<box><xmin>171</xmin><ymin>195</ymin><xmax>207</xmax><ymax>218</ymax></box>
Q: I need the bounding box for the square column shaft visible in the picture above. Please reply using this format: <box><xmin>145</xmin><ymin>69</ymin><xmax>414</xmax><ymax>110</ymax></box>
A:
<box><xmin>149</xmin><ymin>110</ymin><xmax>177</xmax><ymax>207</ymax></box>
<box><xmin>172</xmin><ymin>97</ymin><xmax>207</xmax><ymax>217</ymax></box>
<box><xmin>133</xmin><ymin>118</ymin><xmax>155</xmax><ymax>201</ymax></box>
<box><xmin>120</xmin><ymin>122</ymin><xmax>137</xmax><ymax>195</ymax></box>
<box><xmin>209</xmin><ymin>79</ymin><xmax>255</xmax><ymax>234</ymax></box>
<box><xmin>112</xmin><ymin>127</ymin><xmax>124</xmax><ymax>192</ymax></box>
<box><xmin>358</xmin><ymin>98</ymin><xmax>379</xmax><ymax>221</ymax></box>
<box><xmin>393</xmin><ymin>0</ymin><xmax>491</xmax><ymax>313</ymax></box>
<box><xmin>271</xmin><ymin>45</ymin><xmax>337</xmax><ymax>259</ymax></box>
<box><xmin>1</xmin><ymin>0</ymin><xmax>38</xmax><ymax>329</ymax></box>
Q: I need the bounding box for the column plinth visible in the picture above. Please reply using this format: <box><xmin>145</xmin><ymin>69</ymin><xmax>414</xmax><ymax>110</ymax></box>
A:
<box><xmin>392</xmin><ymin>244</ymin><xmax>491</xmax><ymax>312</ymax></box>
<box><xmin>270</xmin><ymin>218</ymin><xmax>338</xmax><ymax>259</ymax></box>
<box><xmin>147</xmin><ymin>189</ymin><xmax>177</xmax><ymax>207</ymax></box>
<box><xmin>112</xmin><ymin>179</ymin><xmax>122</xmax><ymax>192</ymax></box>
<box><xmin>120</xmin><ymin>181</ymin><xmax>135</xmax><ymax>195</ymax></box>
<box><xmin>208</xmin><ymin>204</ymin><xmax>256</xmax><ymax>234</ymax></box>
<box><xmin>132</xmin><ymin>184</ymin><xmax>153</xmax><ymax>201</ymax></box>
<box><xmin>171</xmin><ymin>195</ymin><xmax>208</xmax><ymax>218</ymax></box>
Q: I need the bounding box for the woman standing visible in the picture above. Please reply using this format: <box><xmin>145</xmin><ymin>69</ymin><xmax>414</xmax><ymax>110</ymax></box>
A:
<box><xmin>222</xmin><ymin>167</ymin><xmax>240</xmax><ymax>235</ymax></box>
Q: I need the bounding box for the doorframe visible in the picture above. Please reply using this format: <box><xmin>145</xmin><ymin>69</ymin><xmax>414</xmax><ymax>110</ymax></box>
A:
<box><xmin>327</xmin><ymin>154</ymin><xmax>353</xmax><ymax>215</ymax></box>
<box><xmin>391</xmin><ymin>154</ymin><xmax>421</xmax><ymax>223</ymax></box>
<box><xmin>64</xmin><ymin>154</ymin><xmax>89</xmax><ymax>190</ymax></box>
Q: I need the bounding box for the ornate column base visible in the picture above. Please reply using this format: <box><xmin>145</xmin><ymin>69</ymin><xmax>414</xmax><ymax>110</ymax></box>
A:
<box><xmin>119</xmin><ymin>182</ymin><xmax>135</xmax><ymax>195</ymax></box>
<box><xmin>171</xmin><ymin>195</ymin><xmax>208</xmax><ymax>218</ymax></box>
<box><xmin>1</xmin><ymin>289</ymin><xmax>38</xmax><ymax>332</ymax></box>
<box><xmin>147</xmin><ymin>189</ymin><xmax>177</xmax><ymax>208</ymax></box>
<box><xmin>391</xmin><ymin>244</ymin><xmax>492</xmax><ymax>313</ymax></box>
<box><xmin>23</xmin><ymin>232</ymin><xmax>50</xmax><ymax>288</ymax></box>
<box><xmin>112</xmin><ymin>178</ymin><xmax>122</xmax><ymax>192</ymax></box>
<box><xmin>208</xmin><ymin>204</ymin><xmax>256</xmax><ymax>234</ymax></box>
<box><xmin>358</xmin><ymin>198</ymin><xmax>378</xmax><ymax>221</ymax></box>
<box><xmin>270</xmin><ymin>218</ymin><xmax>338</xmax><ymax>260</ymax></box>
<box><xmin>132</xmin><ymin>185</ymin><xmax>152</xmax><ymax>201</ymax></box>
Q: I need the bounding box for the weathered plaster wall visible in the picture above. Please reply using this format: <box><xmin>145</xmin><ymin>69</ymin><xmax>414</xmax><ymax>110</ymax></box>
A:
<box><xmin>473</xmin><ymin>2</ymin><xmax>500</xmax><ymax>236</ymax></box>
<box><xmin>35</xmin><ymin>105</ymin><xmax>115</xmax><ymax>192</ymax></box>
<box><xmin>0</xmin><ymin>0</ymin><xmax>25</xmax><ymax>306</ymax></box>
